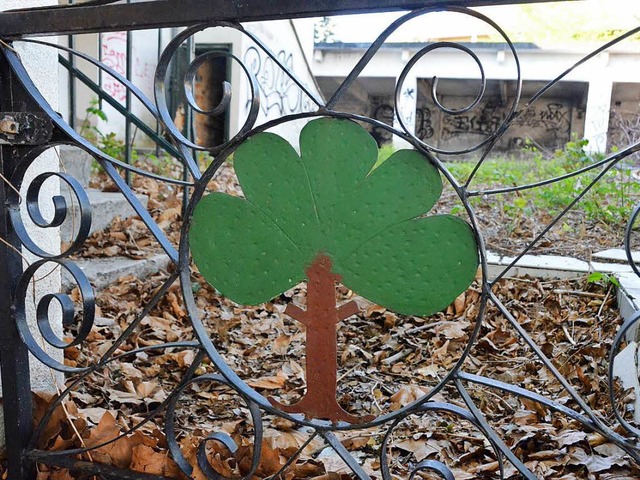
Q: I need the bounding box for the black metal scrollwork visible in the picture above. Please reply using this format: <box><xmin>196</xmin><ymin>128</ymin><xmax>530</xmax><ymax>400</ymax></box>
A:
<box><xmin>2</xmin><ymin>2</ymin><xmax>640</xmax><ymax>480</ymax></box>
<box><xmin>155</xmin><ymin>25</ymin><xmax>261</xmax><ymax>156</ymax></box>
<box><xmin>8</xmin><ymin>149</ymin><xmax>92</xmax><ymax>258</ymax></box>
<box><xmin>380</xmin><ymin>402</ymin><xmax>506</xmax><ymax>480</ymax></box>
<box><xmin>165</xmin><ymin>374</ymin><xmax>264</xmax><ymax>480</ymax></box>
<box><xmin>14</xmin><ymin>259</ymin><xmax>94</xmax><ymax>373</ymax></box>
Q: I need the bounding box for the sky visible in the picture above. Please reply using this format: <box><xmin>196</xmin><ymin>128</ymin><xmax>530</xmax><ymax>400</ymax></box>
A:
<box><xmin>325</xmin><ymin>1</ymin><xmax>640</xmax><ymax>45</ymax></box>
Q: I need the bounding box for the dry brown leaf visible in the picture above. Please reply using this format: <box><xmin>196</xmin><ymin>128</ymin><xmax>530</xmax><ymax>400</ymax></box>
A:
<box><xmin>273</xmin><ymin>334</ymin><xmax>292</xmax><ymax>355</ymax></box>
<box><xmin>365</xmin><ymin>304</ymin><xmax>386</xmax><ymax>316</ymax></box>
<box><xmin>434</xmin><ymin>320</ymin><xmax>470</xmax><ymax>340</ymax></box>
<box><xmin>432</xmin><ymin>339</ymin><xmax>450</xmax><ymax>361</ymax></box>
<box><xmin>130</xmin><ymin>444</ymin><xmax>184</xmax><ymax>477</ymax></box>
<box><xmin>416</xmin><ymin>364</ymin><xmax>440</xmax><ymax>378</ymax></box>
<box><xmin>521</xmin><ymin>397</ymin><xmax>548</xmax><ymax>420</ymax></box>
<box><xmin>389</xmin><ymin>385</ymin><xmax>432</xmax><ymax>411</ymax></box>
<box><xmin>513</xmin><ymin>409</ymin><xmax>538</xmax><ymax>426</ymax></box>
<box><xmin>316</xmin><ymin>448</ymin><xmax>349</xmax><ymax>474</ymax></box>
<box><xmin>556</xmin><ymin>430</ymin><xmax>588</xmax><ymax>448</ymax></box>
<box><xmin>290</xmin><ymin>460</ymin><xmax>325</xmax><ymax>479</ymax></box>
<box><xmin>83</xmin><ymin>411</ymin><xmax>133</xmax><ymax>469</ymax></box>
<box><xmin>341</xmin><ymin>436</ymin><xmax>370</xmax><ymax>450</ymax></box>
<box><xmin>395</xmin><ymin>438</ymin><xmax>441</xmax><ymax>461</ymax></box>
<box><xmin>568</xmin><ymin>446</ymin><xmax>629</xmax><ymax>473</ymax></box>
<box><xmin>49</xmin><ymin>469</ymin><xmax>74</xmax><ymax>480</ymax></box>
<box><xmin>175</xmin><ymin>350</ymin><xmax>196</xmax><ymax>367</ymax></box>
<box><xmin>453</xmin><ymin>292</ymin><xmax>466</xmax><ymax>315</ymax></box>
<box><xmin>247</xmin><ymin>373</ymin><xmax>287</xmax><ymax>390</ymax></box>
<box><xmin>237</xmin><ymin>440</ymin><xmax>285</xmax><ymax>477</ymax></box>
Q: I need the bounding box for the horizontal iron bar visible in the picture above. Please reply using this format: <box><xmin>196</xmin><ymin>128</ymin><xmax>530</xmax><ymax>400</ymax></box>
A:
<box><xmin>26</xmin><ymin>451</ymin><xmax>177</xmax><ymax>480</ymax></box>
<box><xmin>2</xmin><ymin>0</ymin><xmax>578</xmax><ymax>38</ymax></box>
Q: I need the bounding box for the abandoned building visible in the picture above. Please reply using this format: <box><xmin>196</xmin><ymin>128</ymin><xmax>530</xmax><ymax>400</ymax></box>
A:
<box><xmin>60</xmin><ymin>18</ymin><xmax>640</xmax><ymax>157</ymax></box>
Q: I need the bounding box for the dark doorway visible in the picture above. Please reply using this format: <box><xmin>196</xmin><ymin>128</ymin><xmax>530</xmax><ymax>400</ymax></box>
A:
<box><xmin>193</xmin><ymin>43</ymin><xmax>231</xmax><ymax>147</ymax></box>
<box><xmin>168</xmin><ymin>43</ymin><xmax>231</xmax><ymax>148</ymax></box>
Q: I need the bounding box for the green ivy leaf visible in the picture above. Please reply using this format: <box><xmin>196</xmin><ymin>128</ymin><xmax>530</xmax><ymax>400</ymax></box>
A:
<box><xmin>189</xmin><ymin>118</ymin><xmax>479</xmax><ymax>315</ymax></box>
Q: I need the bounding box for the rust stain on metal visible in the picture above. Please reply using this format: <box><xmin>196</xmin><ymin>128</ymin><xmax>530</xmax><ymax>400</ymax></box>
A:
<box><xmin>0</xmin><ymin>115</ymin><xmax>19</xmax><ymax>135</ymax></box>
<box><xmin>270</xmin><ymin>253</ymin><xmax>374</xmax><ymax>424</ymax></box>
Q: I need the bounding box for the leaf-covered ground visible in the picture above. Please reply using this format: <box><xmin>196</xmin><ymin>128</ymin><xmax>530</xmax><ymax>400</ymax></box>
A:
<box><xmin>4</xmin><ymin>158</ymin><xmax>640</xmax><ymax>479</ymax></box>
<box><xmin>22</xmin><ymin>267</ymin><xmax>639</xmax><ymax>479</ymax></box>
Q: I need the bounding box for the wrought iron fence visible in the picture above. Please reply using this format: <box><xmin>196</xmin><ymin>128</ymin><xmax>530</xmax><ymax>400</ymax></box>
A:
<box><xmin>1</xmin><ymin>1</ymin><xmax>640</xmax><ymax>479</ymax></box>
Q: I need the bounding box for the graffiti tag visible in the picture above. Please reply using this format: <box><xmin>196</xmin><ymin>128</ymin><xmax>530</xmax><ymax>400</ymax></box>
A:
<box><xmin>101</xmin><ymin>32</ymin><xmax>127</xmax><ymax>103</ymax></box>
<box><xmin>243</xmin><ymin>46</ymin><xmax>313</xmax><ymax>118</ymax></box>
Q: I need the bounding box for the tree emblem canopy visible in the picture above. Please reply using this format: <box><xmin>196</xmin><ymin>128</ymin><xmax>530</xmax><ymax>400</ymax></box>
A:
<box><xmin>189</xmin><ymin>117</ymin><xmax>478</xmax><ymax>317</ymax></box>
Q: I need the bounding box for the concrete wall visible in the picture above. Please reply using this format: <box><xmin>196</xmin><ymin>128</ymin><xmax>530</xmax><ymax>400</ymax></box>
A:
<box><xmin>418</xmin><ymin>85</ymin><xmax>587</xmax><ymax>153</ymax></box>
<box><xmin>59</xmin><ymin>33</ymin><xmax>100</xmax><ymax>130</ymax></box>
<box><xmin>345</xmin><ymin>79</ymin><xmax>587</xmax><ymax>154</ymax></box>
<box><xmin>60</xmin><ymin>29</ymin><xmax>170</xmax><ymax>149</ymax></box>
<box><xmin>609</xmin><ymin>82</ymin><xmax>640</xmax><ymax>156</ymax></box>
<box><xmin>238</xmin><ymin>20</ymin><xmax>320</xmax><ymax>146</ymax></box>
<box><xmin>62</xmin><ymin>21</ymin><xmax>320</xmax><ymax>150</ymax></box>
<box><xmin>314</xmin><ymin>44</ymin><xmax>640</xmax><ymax>155</ymax></box>
<box><xmin>98</xmin><ymin>29</ymin><xmax>162</xmax><ymax>147</ymax></box>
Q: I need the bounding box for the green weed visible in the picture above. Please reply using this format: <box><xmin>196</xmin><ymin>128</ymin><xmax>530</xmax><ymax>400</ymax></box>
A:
<box><xmin>587</xmin><ymin>271</ymin><xmax>621</xmax><ymax>287</ymax></box>
<box><xmin>79</xmin><ymin>98</ymin><xmax>139</xmax><ymax>167</ymax></box>
<box><xmin>447</xmin><ymin>139</ymin><xmax>640</xmax><ymax>226</ymax></box>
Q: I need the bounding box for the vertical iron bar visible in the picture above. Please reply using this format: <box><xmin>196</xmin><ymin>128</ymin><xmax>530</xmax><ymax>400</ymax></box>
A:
<box><xmin>186</xmin><ymin>35</ymin><xmax>195</xmax><ymax>154</ymax></box>
<box><xmin>68</xmin><ymin>34</ymin><xmax>76</xmax><ymax>130</ymax></box>
<box><xmin>183</xmin><ymin>34</ymin><xmax>195</xmax><ymax>218</ymax></box>
<box><xmin>125</xmin><ymin>1</ymin><xmax>133</xmax><ymax>185</ymax></box>
<box><xmin>156</xmin><ymin>27</ymin><xmax>163</xmax><ymax>158</ymax></box>
<box><xmin>98</xmin><ymin>30</ymin><xmax>103</xmax><ymax>110</ymax></box>
<box><xmin>67</xmin><ymin>0</ymin><xmax>76</xmax><ymax>130</ymax></box>
<box><xmin>0</xmin><ymin>53</ymin><xmax>35</xmax><ymax>480</ymax></box>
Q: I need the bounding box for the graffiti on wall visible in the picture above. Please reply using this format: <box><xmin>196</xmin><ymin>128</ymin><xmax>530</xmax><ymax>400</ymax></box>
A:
<box><xmin>243</xmin><ymin>46</ymin><xmax>313</xmax><ymax>117</ymax></box>
<box><xmin>514</xmin><ymin>102</ymin><xmax>570</xmax><ymax>131</ymax></box>
<box><xmin>441</xmin><ymin>101</ymin><xmax>571</xmax><ymax>138</ymax></box>
<box><xmin>397</xmin><ymin>86</ymin><xmax>415</xmax><ymax>130</ymax></box>
<box><xmin>416</xmin><ymin>107</ymin><xmax>434</xmax><ymax>141</ymax></box>
<box><xmin>438</xmin><ymin>100</ymin><xmax>573</xmax><ymax>150</ymax></box>
<box><xmin>367</xmin><ymin>95</ymin><xmax>575</xmax><ymax>150</ymax></box>
<box><xmin>371</xmin><ymin>99</ymin><xmax>435</xmax><ymax>144</ymax></box>
<box><xmin>101</xmin><ymin>32</ymin><xmax>156</xmax><ymax>102</ymax></box>
<box><xmin>371</xmin><ymin>102</ymin><xmax>394</xmax><ymax>145</ymax></box>
<box><xmin>609</xmin><ymin>108</ymin><xmax>640</xmax><ymax>155</ymax></box>
<box><xmin>441</xmin><ymin>102</ymin><xmax>505</xmax><ymax>140</ymax></box>
<box><xmin>101</xmin><ymin>32</ymin><xmax>128</xmax><ymax>103</ymax></box>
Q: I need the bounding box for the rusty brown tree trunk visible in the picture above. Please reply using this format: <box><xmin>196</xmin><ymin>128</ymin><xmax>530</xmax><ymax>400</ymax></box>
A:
<box><xmin>270</xmin><ymin>253</ymin><xmax>372</xmax><ymax>424</ymax></box>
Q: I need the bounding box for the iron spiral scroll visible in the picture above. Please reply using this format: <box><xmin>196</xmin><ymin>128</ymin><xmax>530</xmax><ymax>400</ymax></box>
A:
<box><xmin>0</xmin><ymin>2</ymin><xmax>640</xmax><ymax>479</ymax></box>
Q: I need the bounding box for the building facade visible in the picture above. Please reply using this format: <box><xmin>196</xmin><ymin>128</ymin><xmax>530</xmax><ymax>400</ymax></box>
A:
<box><xmin>313</xmin><ymin>41</ymin><xmax>640</xmax><ymax>156</ymax></box>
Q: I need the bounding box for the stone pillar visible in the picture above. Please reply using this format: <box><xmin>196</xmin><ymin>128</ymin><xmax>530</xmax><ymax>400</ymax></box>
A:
<box><xmin>393</xmin><ymin>74</ymin><xmax>418</xmax><ymax>150</ymax></box>
<box><xmin>1</xmin><ymin>0</ymin><xmax>62</xmax><ymax>448</ymax></box>
<box><xmin>583</xmin><ymin>54</ymin><xmax>613</xmax><ymax>154</ymax></box>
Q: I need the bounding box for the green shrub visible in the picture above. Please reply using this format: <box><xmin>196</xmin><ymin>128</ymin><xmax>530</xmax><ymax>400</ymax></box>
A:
<box><xmin>446</xmin><ymin>138</ymin><xmax>640</xmax><ymax>226</ymax></box>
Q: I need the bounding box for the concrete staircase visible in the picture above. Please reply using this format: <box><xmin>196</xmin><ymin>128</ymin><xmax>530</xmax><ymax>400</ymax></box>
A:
<box><xmin>59</xmin><ymin>145</ymin><xmax>171</xmax><ymax>290</ymax></box>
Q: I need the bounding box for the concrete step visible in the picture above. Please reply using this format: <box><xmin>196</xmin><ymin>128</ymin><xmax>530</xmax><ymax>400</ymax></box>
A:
<box><xmin>62</xmin><ymin>253</ymin><xmax>171</xmax><ymax>291</ymax></box>
<box><xmin>486</xmin><ymin>251</ymin><xmax>635</xmax><ymax>280</ymax></box>
<box><xmin>61</xmin><ymin>189</ymin><xmax>149</xmax><ymax>243</ymax></box>
<box><xmin>59</xmin><ymin>145</ymin><xmax>93</xmax><ymax>190</ymax></box>
<box><xmin>593</xmin><ymin>248</ymin><xmax>640</xmax><ymax>264</ymax></box>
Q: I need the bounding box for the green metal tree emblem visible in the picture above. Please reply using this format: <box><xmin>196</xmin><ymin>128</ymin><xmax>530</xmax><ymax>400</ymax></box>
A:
<box><xmin>189</xmin><ymin>117</ymin><xmax>479</xmax><ymax>423</ymax></box>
